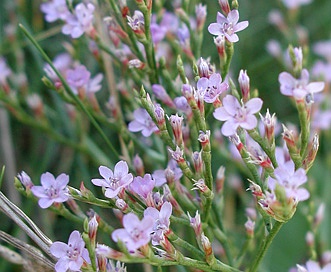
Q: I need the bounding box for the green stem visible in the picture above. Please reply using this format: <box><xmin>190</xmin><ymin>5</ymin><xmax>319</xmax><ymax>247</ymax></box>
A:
<box><xmin>297</xmin><ymin>101</ymin><xmax>310</xmax><ymax>159</ymax></box>
<box><xmin>167</xmin><ymin>232</ymin><xmax>205</xmax><ymax>260</ymax></box>
<box><xmin>249</xmin><ymin>221</ymin><xmax>284</xmax><ymax>272</ymax></box>
<box><xmin>221</xmin><ymin>42</ymin><xmax>234</xmax><ymax>79</ymax></box>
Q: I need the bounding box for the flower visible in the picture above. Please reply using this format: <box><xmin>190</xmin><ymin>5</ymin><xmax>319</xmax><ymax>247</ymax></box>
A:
<box><xmin>40</xmin><ymin>0</ymin><xmax>70</xmax><ymax>23</ymax></box>
<box><xmin>152</xmin><ymin>159</ymin><xmax>183</xmax><ymax>187</ymax></box>
<box><xmin>282</xmin><ymin>0</ymin><xmax>312</xmax><ymax>9</ymax></box>
<box><xmin>127</xmin><ymin>10</ymin><xmax>144</xmax><ymax>33</ymax></box>
<box><xmin>130</xmin><ymin>174</ymin><xmax>155</xmax><ymax>199</ymax></box>
<box><xmin>197</xmin><ymin>73</ymin><xmax>228</xmax><ymax>103</ymax></box>
<box><xmin>268</xmin><ymin>160</ymin><xmax>309</xmax><ymax>202</ymax></box>
<box><xmin>66</xmin><ymin>65</ymin><xmax>91</xmax><ymax>91</ymax></box>
<box><xmin>62</xmin><ymin>3</ymin><xmax>95</xmax><ymax>38</ymax></box>
<box><xmin>31</xmin><ymin>172</ymin><xmax>69</xmax><ymax>208</ymax></box>
<box><xmin>111</xmin><ymin>213</ymin><xmax>154</xmax><ymax>252</ymax></box>
<box><xmin>144</xmin><ymin>202</ymin><xmax>172</xmax><ymax>245</ymax></box>
<box><xmin>278</xmin><ymin>69</ymin><xmax>325</xmax><ymax>102</ymax></box>
<box><xmin>50</xmin><ymin>230</ymin><xmax>91</xmax><ymax>272</ymax></box>
<box><xmin>208</xmin><ymin>10</ymin><xmax>249</xmax><ymax>42</ymax></box>
<box><xmin>128</xmin><ymin>108</ymin><xmax>159</xmax><ymax>137</ymax></box>
<box><xmin>0</xmin><ymin>57</ymin><xmax>11</xmax><ymax>85</ymax></box>
<box><xmin>295</xmin><ymin>260</ymin><xmax>331</xmax><ymax>272</ymax></box>
<box><xmin>213</xmin><ymin>94</ymin><xmax>263</xmax><ymax>136</ymax></box>
<box><xmin>17</xmin><ymin>171</ymin><xmax>33</xmax><ymax>189</ymax></box>
<box><xmin>44</xmin><ymin>53</ymin><xmax>72</xmax><ymax>82</ymax></box>
<box><xmin>91</xmin><ymin>161</ymin><xmax>133</xmax><ymax>198</ymax></box>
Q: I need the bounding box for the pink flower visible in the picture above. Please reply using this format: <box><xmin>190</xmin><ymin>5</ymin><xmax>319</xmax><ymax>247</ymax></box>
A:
<box><xmin>66</xmin><ymin>65</ymin><xmax>91</xmax><ymax>90</ymax></box>
<box><xmin>282</xmin><ymin>0</ymin><xmax>312</xmax><ymax>9</ymax></box>
<box><xmin>208</xmin><ymin>10</ymin><xmax>249</xmax><ymax>43</ymax></box>
<box><xmin>112</xmin><ymin>213</ymin><xmax>154</xmax><ymax>252</ymax></box>
<box><xmin>268</xmin><ymin>160</ymin><xmax>309</xmax><ymax>202</ymax></box>
<box><xmin>130</xmin><ymin>174</ymin><xmax>155</xmax><ymax>199</ymax></box>
<box><xmin>278</xmin><ymin>69</ymin><xmax>325</xmax><ymax>101</ymax></box>
<box><xmin>295</xmin><ymin>260</ymin><xmax>331</xmax><ymax>272</ymax></box>
<box><xmin>31</xmin><ymin>172</ymin><xmax>69</xmax><ymax>208</ymax></box>
<box><xmin>197</xmin><ymin>73</ymin><xmax>228</xmax><ymax>103</ymax></box>
<box><xmin>50</xmin><ymin>230</ymin><xmax>90</xmax><ymax>272</ymax></box>
<box><xmin>0</xmin><ymin>57</ymin><xmax>11</xmax><ymax>85</ymax></box>
<box><xmin>40</xmin><ymin>0</ymin><xmax>70</xmax><ymax>23</ymax></box>
<box><xmin>128</xmin><ymin>108</ymin><xmax>159</xmax><ymax>137</ymax></box>
<box><xmin>44</xmin><ymin>53</ymin><xmax>72</xmax><ymax>82</ymax></box>
<box><xmin>144</xmin><ymin>202</ymin><xmax>172</xmax><ymax>245</ymax></box>
<box><xmin>62</xmin><ymin>3</ymin><xmax>95</xmax><ymax>38</ymax></box>
<box><xmin>91</xmin><ymin>161</ymin><xmax>133</xmax><ymax>198</ymax></box>
<box><xmin>213</xmin><ymin>95</ymin><xmax>263</xmax><ymax>136</ymax></box>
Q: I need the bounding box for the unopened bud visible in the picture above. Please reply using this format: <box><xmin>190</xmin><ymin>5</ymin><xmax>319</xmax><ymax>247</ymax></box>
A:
<box><xmin>88</xmin><ymin>214</ymin><xmax>99</xmax><ymax>244</ymax></box>
<box><xmin>17</xmin><ymin>171</ymin><xmax>33</xmax><ymax>190</ymax></box>
<box><xmin>238</xmin><ymin>69</ymin><xmax>250</xmax><ymax>102</ymax></box>
<box><xmin>244</xmin><ymin>218</ymin><xmax>255</xmax><ymax>238</ymax></box>
<box><xmin>216</xmin><ymin>166</ymin><xmax>225</xmax><ymax>193</ymax></box>
<box><xmin>168</xmin><ymin>114</ymin><xmax>184</xmax><ymax>146</ymax></box>
<box><xmin>305</xmin><ymin>231</ymin><xmax>314</xmax><ymax>247</ymax></box>
<box><xmin>261</xmin><ymin>109</ymin><xmax>276</xmax><ymax>144</ymax></box>
<box><xmin>133</xmin><ymin>154</ymin><xmax>144</xmax><ymax>176</ymax></box>
<box><xmin>198</xmin><ymin>130</ymin><xmax>210</xmax><ymax>148</ymax></box>
<box><xmin>218</xmin><ymin>0</ymin><xmax>230</xmax><ymax>15</ymax></box>
<box><xmin>128</xmin><ymin>59</ymin><xmax>145</xmax><ymax>69</ymax></box>
<box><xmin>313</xmin><ymin>203</ymin><xmax>325</xmax><ymax>228</ymax></box>
<box><xmin>192</xmin><ymin>151</ymin><xmax>203</xmax><ymax>175</ymax></box>
<box><xmin>188</xmin><ymin>211</ymin><xmax>202</xmax><ymax>237</ymax></box>
<box><xmin>214</xmin><ymin>35</ymin><xmax>226</xmax><ymax>58</ymax></box>
<box><xmin>195</xmin><ymin>4</ymin><xmax>207</xmax><ymax>32</ymax></box>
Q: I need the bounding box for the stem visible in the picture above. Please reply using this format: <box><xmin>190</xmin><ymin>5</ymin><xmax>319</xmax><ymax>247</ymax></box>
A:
<box><xmin>249</xmin><ymin>221</ymin><xmax>284</xmax><ymax>272</ymax></box>
<box><xmin>221</xmin><ymin>42</ymin><xmax>234</xmax><ymax>79</ymax></box>
<box><xmin>297</xmin><ymin>101</ymin><xmax>310</xmax><ymax>159</ymax></box>
<box><xmin>19</xmin><ymin>24</ymin><xmax>121</xmax><ymax>161</ymax></box>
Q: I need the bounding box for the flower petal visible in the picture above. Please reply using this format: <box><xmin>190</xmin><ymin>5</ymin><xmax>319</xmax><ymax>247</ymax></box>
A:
<box><xmin>245</xmin><ymin>98</ymin><xmax>263</xmax><ymax>114</ymax></box>
<box><xmin>99</xmin><ymin>166</ymin><xmax>113</xmax><ymax>180</ymax></box>
<box><xmin>208</xmin><ymin>23</ymin><xmax>222</xmax><ymax>36</ymax></box>
<box><xmin>50</xmin><ymin>242</ymin><xmax>69</xmax><ymax>258</ymax></box>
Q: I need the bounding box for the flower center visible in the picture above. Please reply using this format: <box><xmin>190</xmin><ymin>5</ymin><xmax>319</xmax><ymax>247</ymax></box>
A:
<box><xmin>130</xmin><ymin>227</ymin><xmax>142</xmax><ymax>241</ymax></box>
<box><xmin>109</xmin><ymin>177</ymin><xmax>120</xmax><ymax>190</ymax></box>
<box><xmin>223</xmin><ymin>22</ymin><xmax>234</xmax><ymax>35</ymax></box>
<box><xmin>46</xmin><ymin>186</ymin><xmax>58</xmax><ymax>198</ymax></box>
<box><xmin>67</xmin><ymin>244</ymin><xmax>80</xmax><ymax>261</ymax></box>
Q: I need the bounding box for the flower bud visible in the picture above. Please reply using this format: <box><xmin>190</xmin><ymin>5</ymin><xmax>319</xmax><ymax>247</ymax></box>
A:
<box><xmin>168</xmin><ymin>114</ymin><xmax>184</xmax><ymax>146</ymax></box>
<box><xmin>188</xmin><ymin>211</ymin><xmax>202</xmax><ymax>238</ymax></box>
<box><xmin>244</xmin><ymin>218</ymin><xmax>255</xmax><ymax>238</ymax></box>
<box><xmin>88</xmin><ymin>214</ymin><xmax>99</xmax><ymax>244</ymax></box>
<box><xmin>218</xmin><ymin>0</ymin><xmax>230</xmax><ymax>15</ymax></box>
<box><xmin>192</xmin><ymin>151</ymin><xmax>203</xmax><ymax>175</ymax></box>
<box><xmin>17</xmin><ymin>171</ymin><xmax>33</xmax><ymax>190</ymax></box>
<box><xmin>238</xmin><ymin>69</ymin><xmax>250</xmax><ymax>102</ymax></box>
<box><xmin>216</xmin><ymin>166</ymin><xmax>225</xmax><ymax>193</ymax></box>
<box><xmin>133</xmin><ymin>154</ymin><xmax>144</xmax><ymax>176</ymax></box>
